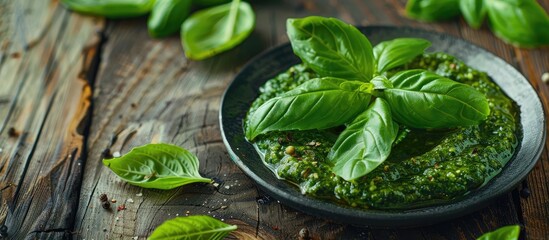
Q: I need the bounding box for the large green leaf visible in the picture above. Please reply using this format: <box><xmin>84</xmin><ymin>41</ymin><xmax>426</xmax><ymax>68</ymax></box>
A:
<box><xmin>405</xmin><ymin>0</ymin><xmax>461</xmax><ymax>22</ymax></box>
<box><xmin>460</xmin><ymin>0</ymin><xmax>487</xmax><ymax>29</ymax></box>
<box><xmin>373</xmin><ymin>38</ymin><xmax>431</xmax><ymax>73</ymax></box>
<box><xmin>329</xmin><ymin>98</ymin><xmax>398</xmax><ymax>181</ymax></box>
<box><xmin>60</xmin><ymin>0</ymin><xmax>154</xmax><ymax>18</ymax></box>
<box><xmin>181</xmin><ymin>0</ymin><xmax>255</xmax><ymax>60</ymax></box>
<box><xmin>148</xmin><ymin>215</ymin><xmax>237</xmax><ymax>240</ymax></box>
<box><xmin>148</xmin><ymin>0</ymin><xmax>192</xmax><ymax>38</ymax></box>
<box><xmin>287</xmin><ymin>16</ymin><xmax>375</xmax><ymax>81</ymax></box>
<box><xmin>103</xmin><ymin>143</ymin><xmax>211</xmax><ymax>190</ymax></box>
<box><xmin>477</xmin><ymin>225</ymin><xmax>520</xmax><ymax>240</ymax></box>
<box><xmin>245</xmin><ymin>77</ymin><xmax>372</xmax><ymax>140</ymax></box>
<box><xmin>485</xmin><ymin>0</ymin><xmax>549</xmax><ymax>47</ymax></box>
<box><xmin>378</xmin><ymin>69</ymin><xmax>490</xmax><ymax>128</ymax></box>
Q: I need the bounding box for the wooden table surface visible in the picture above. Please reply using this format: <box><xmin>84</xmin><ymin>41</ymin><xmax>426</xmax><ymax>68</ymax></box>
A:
<box><xmin>1</xmin><ymin>0</ymin><xmax>548</xmax><ymax>239</ymax></box>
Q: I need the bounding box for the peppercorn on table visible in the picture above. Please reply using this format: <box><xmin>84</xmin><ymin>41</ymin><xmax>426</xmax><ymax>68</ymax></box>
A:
<box><xmin>1</xmin><ymin>0</ymin><xmax>548</xmax><ymax>239</ymax></box>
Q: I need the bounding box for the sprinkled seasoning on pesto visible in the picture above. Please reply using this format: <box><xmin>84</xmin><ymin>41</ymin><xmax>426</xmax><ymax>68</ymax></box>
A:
<box><xmin>248</xmin><ymin>53</ymin><xmax>519</xmax><ymax>209</ymax></box>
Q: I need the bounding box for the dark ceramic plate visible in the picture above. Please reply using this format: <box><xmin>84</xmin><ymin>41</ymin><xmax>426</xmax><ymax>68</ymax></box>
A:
<box><xmin>219</xmin><ymin>26</ymin><xmax>546</xmax><ymax>227</ymax></box>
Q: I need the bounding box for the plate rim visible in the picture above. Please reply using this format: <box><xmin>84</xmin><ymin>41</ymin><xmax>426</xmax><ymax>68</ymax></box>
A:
<box><xmin>219</xmin><ymin>25</ymin><xmax>547</xmax><ymax>227</ymax></box>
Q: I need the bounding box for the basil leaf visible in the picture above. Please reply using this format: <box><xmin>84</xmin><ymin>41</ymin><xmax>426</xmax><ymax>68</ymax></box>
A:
<box><xmin>405</xmin><ymin>0</ymin><xmax>461</xmax><ymax>22</ymax></box>
<box><xmin>287</xmin><ymin>16</ymin><xmax>375</xmax><ymax>81</ymax></box>
<box><xmin>245</xmin><ymin>77</ymin><xmax>372</xmax><ymax>140</ymax></box>
<box><xmin>477</xmin><ymin>225</ymin><xmax>520</xmax><ymax>240</ymax></box>
<box><xmin>148</xmin><ymin>215</ymin><xmax>237</xmax><ymax>240</ymax></box>
<box><xmin>379</xmin><ymin>69</ymin><xmax>490</xmax><ymax>129</ymax></box>
<box><xmin>148</xmin><ymin>0</ymin><xmax>192</xmax><ymax>38</ymax></box>
<box><xmin>485</xmin><ymin>0</ymin><xmax>549</xmax><ymax>47</ymax></box>
<box><xmin>460</xmin><ymin>0</ymin><xmax>487</xmax><ymax>29</ymax></box>
<box><xmin>373</xmin><ymin>38</ymin><xmax>431</xmax><ymax>73</ymax></box>
<box><xmin>192</xmin><ymin>0</ymin><xmax>231</xmax><ymax>7</ymax></box>
<box><xmin>371</xmin><ymin>75</ymin><xmax>393</xmax><ymax>90</ymax></box>
<box><xmin>103</xmin><ymin>143</ymin><xmax>211</xmax><ymax>190</ymax></box>
<box><xmin>181</xmin><ymin>0</ymin><xmax>255</xmax><ymax>60</ymax></box>
<box><xmin>329</xmin><ymin>98</ymin><xmax>398</xmax><ymax>181</ymax></box>
<box><xmin>60</xmin><ymin>0</ymin><xmax>154</xmax><ymax>18</ymax></box>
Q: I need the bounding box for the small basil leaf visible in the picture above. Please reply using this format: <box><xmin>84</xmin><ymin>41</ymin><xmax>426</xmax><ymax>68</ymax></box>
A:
<box><xmin>329</xmin><ymin>98</ymin><xmax>398</xmax><ymax>181</ymax></box>
<box><xmin>60</xmin><ymin>0</ymin><xmax>154</xmax><ymax>18</ymax></box>
<box><xmin>103</xmin><ymin>143</ymin><xmax>211</xmax><ymax>190</ymax></box>
<box><xmin>148</xmin><ymin>215</ymin><xmax>237</xmax><ymax>240</ymax></box>
<box><xmin>373</xmin><ymin>38</ymin><xmax>431</xmax><ymax>73</ymax></box>
<box><xmin>476</xmin><ymin>225</ymin><xmax>520</xmax><ymax>240</ymax></box>
<box><xmin>148</xmin><ymin>0</ymin><xmax>192</xmax><ymax>38</ymax></box>
<box><xmin>181</xmin><ymin>0</ymin><xmax>255</xmax><ymax>60</ymax></box>
<box><xmin>459</xmin><ymin>0</ymin><xmax>486</xmax><ymax>29</ymax></box>
<box><xmin>406</xmin><ymin>0</ymin><xmax>461</xmax><ymax>22</ymax></box>
<box><xmin>485</xmin><ymin>0</ymin><xmax>549</xmax><ymax>47</ymax></box>
<box><xmin>287</xmin><ymin>16</ymin><xmax>375</xmax><ymax>81</ymax></box>
<box><xmin>371</xmin><ymin>75</ymin><xmax>393</xmax><ymax>90</ymax></box>
<box><xmin>245</xmin><ymin>77</ymin><xmax>372</xmax><ymax>140</ymax></box>
<box><xmin>380</xmin><ymin>69</ymin><xmax>490</xmax><ymax>128</ymax></box>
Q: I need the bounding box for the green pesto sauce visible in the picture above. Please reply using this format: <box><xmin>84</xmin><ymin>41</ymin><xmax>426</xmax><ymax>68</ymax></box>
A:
<box><xmin>248</xmin><ymin>53</ymin><xmax>519</xmax><ymax>209</ymax></box>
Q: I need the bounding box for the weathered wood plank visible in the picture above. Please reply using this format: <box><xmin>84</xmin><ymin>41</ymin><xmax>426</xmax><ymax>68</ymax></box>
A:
<box><xmin>0</xmin><ymin>0</ymin><xmax>104</xmax><ymax>239</ymax></box>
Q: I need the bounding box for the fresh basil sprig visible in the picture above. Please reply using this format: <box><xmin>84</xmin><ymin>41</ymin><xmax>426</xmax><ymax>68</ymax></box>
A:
<box><xmin>405</xmin><ymin>0</ymin><xmax>461</xmax><ymax>22</ymax></box>
<box><xmin>60</xmin><ymin>0</ymin><xmax>154</xmax><ymax>18</ymax></box>
<box><xmin>246</xmin><ymin>16</ymin><xmax>489</xmax><ymax>180</ymax></box>
<box><xmin>375</xmin><ymin>69</ymin><xmax>490</xmax><ymax>129</ymax></box>
<box><xmin>287</xmin><ymin>17</ymin><xmax>375</xmax><ymax>81</ymax></box>
<box><xmin>329</xmin><ymin>98</ymin><xmax>399</xmax><ymax>181</ymax></box>
<box><xmin>246</xmin><ymin>78</ymin><xmax>372</xmax><ymax>140</ymax></box>
<box><xmin>373</xmin><ymin>38</ymin><xmax>431</xmax><ymax>74</ymax></box>
<box><xmin>181</xmin><ymin>0</ymin><xmax>255</xmax><ymax>60</ymax></box>
<box><xmin>103</xmin><ymin>143</ymin><xmax>211</xmax><ymax>190</ymax></box>
<box><xmin>460</xmin><ymin>0</ymin><xmax>487</xmax><ymax>29</ymax></box>
<box><xmin>476</xmin><ymin>225</ymin><xmax>520</xmax><ymax>240</ymax></box>
<box><xmin>148</xmin><ymin>215</ymin><xmax>237</xmax><ymax>240</ymax></box>
<box><xmin>485</xmin><ymin>0</ymin><xmax>549</xmax><ymax>47</ymax></box>
<box><xmin>148</xmin><ymin>0</ymin><xmax>192</xmax><ymax>38</ymax></box>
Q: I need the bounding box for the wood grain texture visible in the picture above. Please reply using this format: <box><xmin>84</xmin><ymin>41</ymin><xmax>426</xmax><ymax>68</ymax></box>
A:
<box><xmin>0</xmin><ymin>0</ymin><xmax>547</xmax><ymax>239</ymax></box>
<box><xmin>0</xmin><ymin>0</ymin><xmax>104</xmax><ymax>239</ymax></box>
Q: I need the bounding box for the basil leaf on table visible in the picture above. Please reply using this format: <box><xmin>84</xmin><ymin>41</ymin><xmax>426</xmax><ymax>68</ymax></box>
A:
<box><xmin>373</xmin><ymin>38</ymin><xmax>431</xmax><ymax>74</ymax></box>
<box><xmin>459</xmin><ymin>0</ymin><xmax>487</xmax><ymax>29</ymax></box>
<box><xmin>148</xmin><ymin>215</ymin><xmax>237</xmax><ymax>240</ymax></box>
<box><xmin>329</xmin><ymin>98</ymin><xmax>398</xmax><ymax>181</ymax></box>
<box><xmin>148</xmin><ymin>0</ymin><xmax>192</xmax><ymax>38</ymax></box>
<box><xmin>377</xmin><ymin>69</ymin><xmax>490</xmax><ymax>129</ymax></box>
<box><xmin>287</xmin><ymin>16</ymin><xmax>375</xmax><ymax>81</ymax></box>
<box><xmin>405</xmin><ymin>0</ymin><xmax>461</xmax><ymax>22</ymax></box>
<box><xmin>476</xmin><ymin>225</ymin><xmax>520</xmax><ymax>240</ymax></box>
<box><xmin>181</xmin><ymin>0</ymin><xmax>255</xmax><ymax>60</ymax></box>
<box><xmin>103</xmin><ymin>143</ymin><xmax>211</xmax><ymax>190</ymax></box>
<box><xmin>485</xmin><ymin>0</ymin><xmax>549</xmax><ymax>47</ymax></box>
<box><xmin>245</xmin><ymin>77</ymin><xmax>372</xmax><ymax>140</ymax></box>
<box><xmin>60</xmin><ymin>0</ymin><xmax>154</xmax><ymax>18</ymax></box>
